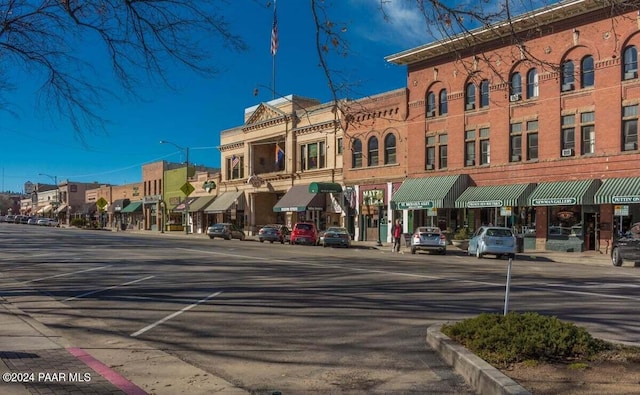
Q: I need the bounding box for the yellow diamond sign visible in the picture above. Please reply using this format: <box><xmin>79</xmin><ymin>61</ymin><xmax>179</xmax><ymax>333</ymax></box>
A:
<box><xmin>96</xmin><ymin>197</ymin><xmax>108</xmax><ymax>208</ymax></box>
<box><xmin>181</xmin><ymin>182</ymin><xmax>195</xmax><ymax>196</ymax></box>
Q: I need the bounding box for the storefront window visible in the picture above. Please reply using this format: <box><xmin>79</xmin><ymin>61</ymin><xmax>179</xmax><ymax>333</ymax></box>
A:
<box><xmin>548</xmin><ymin>206</ymin><xmax>582</xmax><ymax>236</ymax></box>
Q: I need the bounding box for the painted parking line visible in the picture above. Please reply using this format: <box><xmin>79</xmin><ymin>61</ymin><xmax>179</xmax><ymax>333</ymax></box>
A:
<box><xmin>64</xmin><ymin>275</ymin><xmax>155</xmax><ymax>302</ymax></box>
<box><xmin>25</xmin><ymin>265</ymin><xmax>109</xmax><ymax>283</ymax></box>
<box><xmin>130</xmin><ymin>291</ymin><xmax>223</xmax><ymax>337</ymax></box>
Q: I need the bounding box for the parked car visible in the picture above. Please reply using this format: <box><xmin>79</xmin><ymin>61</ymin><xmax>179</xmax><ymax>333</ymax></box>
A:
<box><xmin>37</xmin><ymin>218</ymin><xmax>59</xmax><ymax>227</ymax></box>
<box><xmin>411</xmin><ymin>226</ymin><xmax>447</xmax><ymax>255</ymax></box>
<box><xmin>322</xmin><ymin>227</ymin><xmax>351</xmax><ymax>248</ymax></box>
<box><xmin>611</xmin><ymin>222</ymin><xmax>640</xmax><ymax>267</ymax></box>
<box><xmin>290</xmin><ymin>222</ymin><xmax>318</xmax><ymax>245</ymax></box>
<box><xmin>27</xmin><ymin>217</ymin><xmax>40</xmax><ymax>225</ymax></box>
<box><xmin>258</xmin><ymin>224</ymin><xmax>290</xmax><ymax>244</ymax></box>
<box><xmin>206</xmin><ymin>223</ymin><xmax>245</xmax><ymax>240</ymax></box>
<box><xmin>468</xmin><ymin>226</ymin><xmax>517</xmax><ymax>259</ymax></box>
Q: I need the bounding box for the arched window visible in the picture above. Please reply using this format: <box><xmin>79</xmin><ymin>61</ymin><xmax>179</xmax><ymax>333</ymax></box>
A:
<box><xmin>510</xmin><ymin>72</ymin><xmax>522</xmax><ymax>101</ymax></box>
<box><xmin>352</xmin><ymin>139</ymin><xmax>362</xmax><ymax>168</ymax></box>
<box><xmin>465</xmin><ymin>83</ymin><xmax>475</xmax><ymax>110</ymax></box>
<box><xmin>439</xmin><ymin>89</ymin><xmax>448</xmax><ymax>115</ymax></box>
<box><xmin>384</xmin><ymin>134</ymin><xmax>396</xmax><ymax>164</ymax></box>
<box><xmin>526</xmin><ymin>68</ymin><xmax>539</xmax><ymax>98</ymax></box>
<box><xmin>426</xmin><ymin>92</ymin><xmax>436</xmax><ymax>117</ymax></box>
<box><xmin>623</xmin><ymin>46</ymin><xmax>638</xmax><ymax>80</ymax></box>
<box><xmin>561</xmin><ymin>60</ymin><xmax>575</xmax><ymax>91</ymax></box>
<box><xmin>581</xmin><ymin>55</ymin><xmax>594</xmax><ymax>88</ymax></box>
<box><xmin>480</xmin><ymin>80</ymin><xmax>490</xmax><ymax>108</ymax></box>
<box><xmin>367</xmin><ymin>137</ymin><xmax>378</xmax><ymax>166</ymax></box>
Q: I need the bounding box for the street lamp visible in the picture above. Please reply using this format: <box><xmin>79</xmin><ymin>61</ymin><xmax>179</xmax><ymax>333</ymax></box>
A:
<box><xmin>39</xmin><ymin>173</ymin><xmax>58</xmax><ymax>218</ymax></box>
<box><xmin>374</xmin><ymin>188</ymin><xmax>383</xmax><ymax>247</ymax></box>
<box><xmin>160</xmin><ymin>140</ymin><xmax>190</xmax><ymax>235</ymax></box>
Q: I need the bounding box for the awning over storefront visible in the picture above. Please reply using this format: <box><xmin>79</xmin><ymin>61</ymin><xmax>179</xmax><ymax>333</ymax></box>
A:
<box><xmin>273</xmin><ymin>184</ymin><xmax>325</xmax><ymax>212</ymax></box>
<box><xmin>172</xmin><ymin>197</ymin><xmax>199</xmax><ymax>212</ymax></box>
<box><xmin>594</xmin><ymin>177</ymin><xmax>640</xmax><ymax>204</ymax></box>
<box><xmin>188</xmin><ymin>196</ymin><xmax>216</xmax><ymax>212</ymax></box>
<box><xmin>121</xmin><ymin>201</ymin><xmax>142</xmax><ymax>213</ymax></box>
<box><xmin>204</xmin><ymin>191</ymin><xmax>245</xmax><ymax>213</ymax></box>
<box><xmin>528</xmin><ymin>179</ymin><xmax>601</xmax><ymax>206</ymax></box>
<box><xmin>391</xmin><ymin>175</ymin><xmax>470</xmax><ymax>209</ymax></box>
<box><xmin>36</xmin><ymin>205</ymin><xmax>53</xmax><ymax>215</ymax></box>
<box><xmin>108</xmin><ymin>199</ymin><xmax>130</xmax><ymax>214</ymax></box>
<box><xmin>309</xmin><ymin>182</ymin><xmax>342</xmax><ymax>193</ymax></box>
<box><xmin>79</xmin><ymin>202</ymin><xmax>97</xmax><ymax>215</ymax></box>
<box><xmin>455</xmin><ymin>183</ymin><xmax>537</xmax><ymax>208</ymax></box>
<box><xmin>54</xmin><ymin>204</ymin><xmax>68</xmax><ymax>214</ymax></box>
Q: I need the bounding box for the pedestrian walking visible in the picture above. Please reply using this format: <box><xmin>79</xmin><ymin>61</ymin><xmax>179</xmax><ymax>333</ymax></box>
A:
<box><xmin>392</xmin><ymin>219</ymin><xmax>402</xmax><ymax>252</ymax></box>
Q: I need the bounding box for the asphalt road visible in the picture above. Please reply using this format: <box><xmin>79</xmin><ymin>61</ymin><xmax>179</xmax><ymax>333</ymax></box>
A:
<box><xmin>2</xmin><ymin>224</ymin><xmax>640</xmax><ymax>393</ymax></box>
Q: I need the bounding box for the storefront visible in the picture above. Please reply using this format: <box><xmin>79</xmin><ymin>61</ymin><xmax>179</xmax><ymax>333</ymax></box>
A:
<box><xmin>121</xmin><ymin>200</ymin><xmax>143</xmax><ymax>230</ymax></box>
<box><xmin>594</xmin><ymin>176</ymin><xmax>640</xmax><ymax>238</ymax></box>
<box><xmin>204</xmin><ymin>190</ymin><xmax>246</xmax><ymax>229</ymax></box>
<box><xmin>108</xmin><ymin>199</ymin><xmax>129</xmax><ymax>230</ymax></box>
<box><xmin>390</xmin><ymin>175</ymin><xmax>470</xmax><ymax>236</ymax></box>
<box><xmin>273</xmin><ymin>184</ymin><xmax>326</xmax><ymax>230</ymax></box>
<box><xmin>528</xmin><ymin>179</ymin><xmax>601</xmax><ymax>252</ymax></box>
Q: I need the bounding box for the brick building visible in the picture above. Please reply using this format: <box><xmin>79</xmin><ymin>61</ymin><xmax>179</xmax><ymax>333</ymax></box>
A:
<box><xmin>376</xmin><ymin>0</ymin><xmax>640</xmax><ymax>252</ymax></box>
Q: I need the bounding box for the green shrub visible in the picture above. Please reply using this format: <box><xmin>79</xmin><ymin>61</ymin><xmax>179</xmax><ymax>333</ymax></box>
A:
<box><xmin>453</xmin><ymin>227</ymin><xmax>470</xmax><ymax>240</ymax></box>
<box><xmin>441</xmin><ymin>312</ymin><xmax>611</xmax><ymax>367</ymax></box>
<box><xmin>70</xmin><ymin>218</ymin><xmax>86</xmax><ymax>227</ymax></box>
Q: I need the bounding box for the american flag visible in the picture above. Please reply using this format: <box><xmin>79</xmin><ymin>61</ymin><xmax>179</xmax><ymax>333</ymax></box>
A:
<box><xmin>231</xmin><ymin>155</ymin><xmax>239</xmax><ymax>169</ymax></box>
<box><xmin>270</xmin><ymin>2</ymin><xmax>278</xmax><ymax>56</ymax></box>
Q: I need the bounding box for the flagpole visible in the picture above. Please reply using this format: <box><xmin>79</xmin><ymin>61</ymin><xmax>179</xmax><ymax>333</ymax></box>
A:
<box><xmin>271</xmin><ymin>0</ymin><xmax>278</xmax><ymax>100</ymax></box>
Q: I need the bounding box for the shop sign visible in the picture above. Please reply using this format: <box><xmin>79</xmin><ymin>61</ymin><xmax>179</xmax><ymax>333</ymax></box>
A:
<box><xmin>143</xmin><ymin>195</ymin><xmax>162</xmax><ymax>204</ymax></box>
<box><xmin>612</xmin><ymin>196</ymin><xmax>640</xmax><ymax>204</ymax></box>
<box><xmin>532</xmin><ymin>197</ymin><xmax>577</xmax><ymax>206</ymax></box>
<box><xmin>468</xmin><ymin>200</ymin><xmax>503</xmax><ymax>208</ymax></box>
<box><xmin>362</xmin><ymin>189</ymin><xmax>384</xmax><ymax>206</ymax></box>
<box><xmin>427</xmin><ymin>207</ymin><xmax>438</xmax><ymax>217</ymax></box>
<box><xmin>500</xmin><ymin>206</ymin><xmax>513</xmax><ymax>216</ymax></box>
<box><xmin>396</xmin><ymin>200</ymin><xmax>434</xmax><ymax>209</ymax></box>
<box><xmin>614</xmin><ymin>205</ymin><xmax>630</xmax><ymax>216</ymax></box>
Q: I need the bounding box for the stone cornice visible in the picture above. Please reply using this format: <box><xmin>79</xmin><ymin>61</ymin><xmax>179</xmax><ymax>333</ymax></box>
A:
<box><xmin>218</xmin><ymin>142</ymin><xmax>245</xmax><ymax>152</ymax></box>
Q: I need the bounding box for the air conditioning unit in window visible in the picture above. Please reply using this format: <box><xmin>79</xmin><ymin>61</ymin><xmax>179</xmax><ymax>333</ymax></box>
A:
<box><xmin>465</xmin><ymin>160</ymin><xmax>475</xmax><ymax>166</ymax></box>
<box><xmin>624</xmin><ymin>71</ymin><xmax>638</xmax><ymax>80</ymax></box>
<box><xmin>465</xmin><ymin>103</ymin><xmax>475</xmax><ymax>111</ymax></box>
<box><xmin>561</xmin><ymin>148</ymin><xmax>574</xmax><ymax>157</ymax></box>
<box><xmin>624</xmin><ymin>142</ymin><xmax>638</xmax><ymax>151</ymax></box>
<box><xmin>511</xmin><ymin>154</ymin><xmax>521</xmax><ymax>162</ymax></box>
<box><xmin>509</xmin><ymin>93</ymin><xmax>521</xmax><ymax>102</ymax></box>
<box><xmin>426</xmin><ymin>110</ymin><xmax>435</xmax><ymax>117</ymax></box>
<box><xmin>426</xmin><ymin>164</ymin><xmax>434</xmax><ymax>170</ymax></box>
<box><xmin>561</xmin><ymin>83</ymin><xmax>574</xmax><ymax>92</ymax></box>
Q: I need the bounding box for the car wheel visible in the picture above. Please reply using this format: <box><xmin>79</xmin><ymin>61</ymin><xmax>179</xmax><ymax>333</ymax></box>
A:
<box><xmin>496</xmin><ymin>254</ymin><xmax>503</xmax><ymax>259</ymax></box>
<box><xmin>509</xmin><ymin>253</ymin><xmax>516</xmax><ymax>259</ymax></box>
<box><xmin>441</xmin><ymin>250</ymin><xmax>446</xmax><ymax>255</ymax></box>
<box><xmin>259</xmin><ymin>239</ymin><xmax>264</xmax><ymax>243</ymax></box>
<box><xmin>240</xmin><ymin>234</ymin><xmax>245</xmax><ymax>241</ymax></box>
<box><xmin>225</xmin><ymin>235</ymin><xmax>231</xmax><ymax>240</ymax></box>
<box><xmin>411</xmin><ymin>247</ymin><xmax>416</xmax><ymax>254</ymax></box>
<box><xmin>280</xmin><ymin>239</ymin><xmax>285</xmax><ymax>244</ymax></box>
<box><xmin>270</xmin><ymin>240</ymin><xmax>274</xmax><ymax>244</ymax></box>
<box><xmin>476</xmin><ymin>247</ymin><xmax>483</xmax><ymax>259</ymax></box>
<box><xmin>323</xmin><ymin>243</ymin><xmax>327</xmax><ymax>248</ymax></box>
<box><xmin>209</xmin><ymin>236</ymin><xmax>214</xmax><ymax>239</ymax></box>
<box><xmin>612</xmin><ymin>247</ymin><xmax>623</xmax><ymax>267</ymax></box>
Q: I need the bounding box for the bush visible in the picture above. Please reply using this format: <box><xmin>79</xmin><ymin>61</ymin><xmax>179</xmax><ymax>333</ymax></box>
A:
<box><xmin>441</xmin><ymin>312</ymin><xmax>611</xmax><ymax>367</ymax></box>
<box><xmin>453</xmin><ymin>227</ymin><xmax>470</xmax><ymax>240</ymax></box>
<box><xmin>70</xmin><ymin>218</ymin><xmax>86</xmax><ymax>227</ymax></box>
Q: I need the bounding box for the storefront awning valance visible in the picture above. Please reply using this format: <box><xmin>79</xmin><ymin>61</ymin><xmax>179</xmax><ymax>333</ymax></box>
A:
<box><xmin>309</xmin><ymin>182</ymin><xmax>342</xmax><ymax>194</ymax></box>
<box><xmin>80</xmin><ymin>202</ymin><xmax>97</xmax><ymax>215</ymax></box>
<box><xmin>36</xmin><ymin>205</ymin><xmax>53</xmax><ymax>215</ymax></box>
<box><xmin>594</xmin><ymin>177</ymin><xmax>640</xmax><ymax>204</ymax></box>
<box><xmin>54</xmin><ymin>204</ymin><xmax>68</xmax><ymax>214</ymax></box>
<box><xmin>528</xmin><ymin>179</ymin><xmax>601</xmax><ymax>206</ymax></box>
<box><xmin>455</xmin><ymin>183</ymin><xmax>537</xmax><ymax>208</ymax></box>
<box><xmin>187</xmin><ymin>196</ymin><xmax>216</xmax><ymax>212</ymax></box>
<box><xmin>172</xmin><ymin>197</ymin><xmax>199</xmax><ymax>212</ymax></box>
<box><xmin>121</xmin><ymin>201</ymin><xmax>142</xmax><ymax>213</ymax></box>
<box><xmin>108</xmin><ymin>199</ymin><xmax>130</xmax><ymax>214</ymax></box>
<box><xmin>204</xmin><ymin>191</ymin><xmax>245</xmax><ymax>213</ymax></box>
<box><xmin>273</xmin><ymin>185</ymin><xmax>325</xmax><ymax>212</ymax></box>
<box><xmin>391</xmin><ymin>174</ymin><xmax>470</xmax><ymax>209</ymax></box>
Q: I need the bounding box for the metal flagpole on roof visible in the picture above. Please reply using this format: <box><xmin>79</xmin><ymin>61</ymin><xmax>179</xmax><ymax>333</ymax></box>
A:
<box><xmin>271</xmin><ymin>0</ymin><xmax>278</xmax><ymax>99</ymax></box>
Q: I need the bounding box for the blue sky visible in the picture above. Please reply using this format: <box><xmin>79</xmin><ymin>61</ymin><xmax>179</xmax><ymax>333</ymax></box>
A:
<box><xmin>0</xmin><ymin>0</ymin><xmax>517</xmax><ymax>192</ymax></box>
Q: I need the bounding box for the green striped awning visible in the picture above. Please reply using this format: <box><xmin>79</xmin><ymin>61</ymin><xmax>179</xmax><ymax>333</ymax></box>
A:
<box><xmin>121</xmin><ymin>201</ymin><xmax>142</xmax><ymax>213</ymax></box>
<box><xmin>528</xmin><ymin>179</ymin><xmax>601</xmax><ymax>206</ymax></box>
<box><xmin>594</xmin><ymin>177</ymin><xmax>640</xmax><ymax>204</ymax></box>
<box><xmin>455</xmin><ymin>183</ymin><xmax>537</xmax><ymax>208</ymax></box>
<box><xmin>391</xmin><ymin>175</ymin><xmax>469</xmax><ymax>209</ymax></box>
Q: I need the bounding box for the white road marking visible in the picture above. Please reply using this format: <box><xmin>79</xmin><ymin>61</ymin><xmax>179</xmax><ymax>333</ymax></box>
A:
<box><xmin>25</xmin><ymin>266</ymin><xmax>109</xmax><ymax>283</ymax></box>
<box><xmin>130</xmin><ymin>291</ymin><xmax>223</xmax><ymax>337</ymax></box>
<box><xmin>64</xmin><ymin>275</ymin><xmax>155</xmax><ymax>301</ymax></box>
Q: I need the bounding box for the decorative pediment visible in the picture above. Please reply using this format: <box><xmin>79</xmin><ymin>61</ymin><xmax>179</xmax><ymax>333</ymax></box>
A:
<box><xmin>245</xmin><ymin>103</ymin><xmax>285</xmax><ymax>126</ymax></box>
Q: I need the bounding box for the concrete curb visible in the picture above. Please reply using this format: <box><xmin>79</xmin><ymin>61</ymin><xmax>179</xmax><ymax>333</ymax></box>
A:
<box><xmin>426</xmin><ymin>323</ymin><xmax>531</xmax><ymax>395</ymax></box>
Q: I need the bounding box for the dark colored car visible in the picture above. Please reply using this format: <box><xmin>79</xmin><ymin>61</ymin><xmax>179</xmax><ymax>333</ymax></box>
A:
<box><xmin>290</xmin><ymin>222</ymin><xmax>318</xmax><ymax>245</ymax></box>
<box><xmin>322</xmin><ymin>227</ymin><xmax>351</xmax><ymax>248</ymax></box>
<box><xmin>206</xmin><ymin>223</ymin><xmax>245</xmax><ymax>240</ymax></box>
<box><xmin>258</xmin><ymin>224</ymin><xmax>290</xmax><ymax>244</ymax></box>
<box><xmin>611</xmin><ymin>222</ymin><xmax>640</xmax><ymax>267</ymax></box>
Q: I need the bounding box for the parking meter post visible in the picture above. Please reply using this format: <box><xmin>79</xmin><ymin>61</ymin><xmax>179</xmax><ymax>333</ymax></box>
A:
<box><xmin>504</xmin><ymin>256</ymin><xmax>513</xmax><ymax>316</ymax></box>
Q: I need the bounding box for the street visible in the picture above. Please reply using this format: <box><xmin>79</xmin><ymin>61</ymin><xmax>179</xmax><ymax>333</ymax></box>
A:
<box><xmin>1</xmin><ymin>224</ymin><xmax>640</xmax><ymax>393</ymax></box>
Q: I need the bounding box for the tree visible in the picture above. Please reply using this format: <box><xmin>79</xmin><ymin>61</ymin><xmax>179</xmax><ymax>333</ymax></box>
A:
<box><xmin>0</xmin><ymin>0</ymin><xmax>246</xmax><ymax>141</ymax></box>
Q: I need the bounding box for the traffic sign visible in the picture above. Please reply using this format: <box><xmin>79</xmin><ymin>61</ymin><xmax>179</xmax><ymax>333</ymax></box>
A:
<box><xmin>181</xmin><ymin>182</ymin><xmax>195</xmax><ymax>196</ymax></box>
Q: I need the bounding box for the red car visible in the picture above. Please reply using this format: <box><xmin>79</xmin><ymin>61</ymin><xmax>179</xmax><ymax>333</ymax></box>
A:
<box><xmin>290</xmin><ymin>222</ymin><xmax>318</xmax><ymax>245</ymax></box>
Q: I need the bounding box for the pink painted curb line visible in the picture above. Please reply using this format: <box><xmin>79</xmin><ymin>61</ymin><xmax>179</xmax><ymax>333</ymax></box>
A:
<box><xmin>66</xmin><ymin>347</ymin><xmax>147</xmax><ymax>395</ymax></box>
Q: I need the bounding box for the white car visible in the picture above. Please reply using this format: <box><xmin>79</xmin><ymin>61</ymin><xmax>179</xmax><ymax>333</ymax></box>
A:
<box><xmin>37</xmin><ymin>218</ymin><xmax>59</xmax><ymax>227</ymax></box>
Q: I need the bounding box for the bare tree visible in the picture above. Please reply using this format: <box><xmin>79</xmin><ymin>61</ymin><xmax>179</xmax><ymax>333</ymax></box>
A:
<box><xmin>0</xmin><ymin>0</ymin><xmax>246</xmax><ymax>141</ymax></box>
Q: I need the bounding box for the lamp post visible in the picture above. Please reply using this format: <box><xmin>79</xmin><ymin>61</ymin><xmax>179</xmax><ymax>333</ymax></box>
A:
<box><xmin>160</xmin><ymin>140</ymin><xmax>190</xmax><ymax>235</ymax></box>
<box><xmin>374</xmin><ymin>188</ymin><xmax>383</xmax><ymax>247</ymax></box>
<box><xmin>39</xmin><ymin>173</ymin><xmax>58</xmax><ymax>218</ymax></box>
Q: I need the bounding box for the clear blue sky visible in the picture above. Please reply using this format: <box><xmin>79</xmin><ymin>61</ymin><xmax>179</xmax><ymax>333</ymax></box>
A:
<box><xmin>0</xmin><ymin>1</ymin><xmax>444</xmax><ymax>192</ymax></box>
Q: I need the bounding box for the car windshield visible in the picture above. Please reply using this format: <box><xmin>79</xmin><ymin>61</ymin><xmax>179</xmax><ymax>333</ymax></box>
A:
<box><xmin>295</xmin><ymin>224</ymin><xmax>313</xmax><ymax>231</ymax></box>
<box><xmin>326</xmin><ymin>227</ymin><xmax>347</xmax><ymax>234</ymax></box>
<box><xmin>416</xmin><ymin>227</ymin><xmax>440</xmax><ymax>234</ymax></box>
